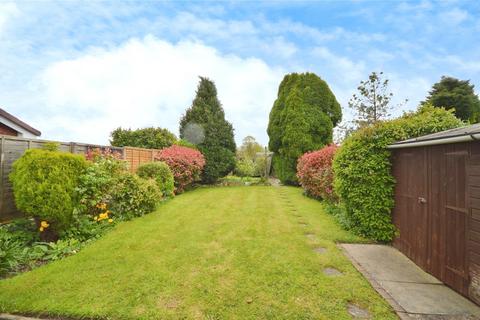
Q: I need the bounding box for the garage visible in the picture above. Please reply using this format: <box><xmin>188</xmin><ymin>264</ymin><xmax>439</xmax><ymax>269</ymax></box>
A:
<box><xmin>389</xmin><ymin>123</ymin><xmax>480</xmax><ymax>304</ymax></box>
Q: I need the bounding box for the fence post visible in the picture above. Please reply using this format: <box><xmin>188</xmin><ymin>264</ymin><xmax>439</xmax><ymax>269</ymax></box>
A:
<box><xmin>70</xmin><ymin>142</ymin><xmax>76</xmax><ymax>154</ymax></box>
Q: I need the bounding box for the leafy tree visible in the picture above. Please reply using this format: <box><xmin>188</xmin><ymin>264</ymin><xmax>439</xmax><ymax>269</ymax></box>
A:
<box><xmin>267</xmin><ymin>72</ymin><xmax>341</xmax><ymax>185</ymax></box>
<box><xmin>423</xmin><ymin>76</ymin><xmax>480</xmax><ymax>122</ymax></box>
<box><xmin>110</xmin><ymin>127</ymin><xmax>177</xmax><ymax>149</ymax></box>
<box><xmin>348</xmin><ymin>71</ymin><xmax>402</xmax><ymax>128</ymax></box>
<box><xmin>237</xmin><ymin>136</ymin><xmax>263</xmax><ymax>161</ymax></box>
<box><xmin>179</xmin><ymin>77</ymin><xmax>236</xmax><ymax>184</ymax></box>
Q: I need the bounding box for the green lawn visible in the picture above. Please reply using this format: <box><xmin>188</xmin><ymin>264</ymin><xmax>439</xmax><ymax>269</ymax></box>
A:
<box><xmin>0</xmin><ymin>186</ymin><xmax>396</xmax><ymax>319</ymax></box>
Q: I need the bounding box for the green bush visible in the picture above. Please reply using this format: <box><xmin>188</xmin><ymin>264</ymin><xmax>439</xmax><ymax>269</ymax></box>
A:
<box><xmin>136</xmin><ymin>162</ymin><xmax>175</xmax><ymax>197</ymax></box>
<box><xmin>9</xmin><ymin>149</ymin><xmax>88</xmax><ymax>237</ymax></box>
<box><xmin>333</xmin><ymin>105</ymin><xmax>463</xmax><ymax>242</ymax></box>
<box><xmin>109</xmin><ymin>173</ymin><xmax>162</xmax><ymax>220</ymax></box>
<box><xmin>235</xmin><ymin>159</ymin><xmax>256</xmax><ymax>177</ymax></box>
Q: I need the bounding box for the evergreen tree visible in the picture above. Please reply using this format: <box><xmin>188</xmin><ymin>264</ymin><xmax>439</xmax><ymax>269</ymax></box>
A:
<box><xmin>180</xmin><ymin>77</ymin><xmax>236</xmax><ymax>184</ymax></box>
<box><xmin>424</xmin><ymin>76</ymin><xmax>480</xmax><ymax>122</ymax></box>
<box><xmin>267</xmin><ymin>73</ymin><xmax>341</xmax><ymax>184</ymax></box>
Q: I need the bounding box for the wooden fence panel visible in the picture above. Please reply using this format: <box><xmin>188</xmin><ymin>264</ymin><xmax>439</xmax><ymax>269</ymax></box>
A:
<box><xmin>123</xmin><ymin>147</ymin><xmax>160</xmax><ymax>173</ymax></box>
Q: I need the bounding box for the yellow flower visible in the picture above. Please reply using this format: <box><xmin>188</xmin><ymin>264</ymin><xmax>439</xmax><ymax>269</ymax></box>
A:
<box><xmin>40</xmin><ymin>221</ymin><xmax>49</xmax><ymax>228</ymax></box>
<box><xmin>108</xmin><ymin>219</ymin><xmax>113</xmax><ymax>223</ymax></box>
<box><xmin>39</xmin><ymin>226</ymin><xmax>44</xmax><ymax>232</ymax></box>
<box><xmin>94</xmin><ymin>216</ymin><xmax>98</xmax><ymax>221</ymax></box>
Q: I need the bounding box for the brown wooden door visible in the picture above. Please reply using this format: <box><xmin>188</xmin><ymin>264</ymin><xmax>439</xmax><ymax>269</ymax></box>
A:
<box><xmin>392</xmin><ymin>148</ymin><xmax>429</xmax><ymax>269</ymax></box>
<box><xmin>440</xmin><ymin>145</ymin><xmax>469</xmax><ymax>295</ymax></box>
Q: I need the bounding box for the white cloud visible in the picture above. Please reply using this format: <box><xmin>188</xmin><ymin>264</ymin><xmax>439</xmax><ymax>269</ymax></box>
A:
<box><xmin>440</xmin><ymin>7</ymin><xmax>469</xmax><ymax>26</ymax></box>
<box><xmin>37</xmin><ymin>35</ymin><xmax>284</xmax><ymax>146</ymax></box>
<box><xmin>0</xmin><ymin>2</ymin><xmax>19</xmax><ymax>36</ymax></box>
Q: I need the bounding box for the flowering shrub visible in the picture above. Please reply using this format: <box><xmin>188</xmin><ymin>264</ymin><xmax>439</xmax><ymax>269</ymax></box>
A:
<box><xmin>75</xmin><ymin>155</ymin><xmax>127</xmax><ymax>218</ymax></box>
<box><xmin>85</xmin><ymin>147</ymin><xmax>123</xmax><ymax>162</ymax></box>
<box><xmin>155</xmin><ymin>145</ymin><xmax>205</xmax><ymax>193</ymax></box>
<box><xmin>297</xmin><ymin>144</ymin><xmax>338</xmax><ymax>202</ymax></box>
<box><xmin>136</xmin><ymin>162</ymin><xmax>175</xmax><ymax>197</ymax></box>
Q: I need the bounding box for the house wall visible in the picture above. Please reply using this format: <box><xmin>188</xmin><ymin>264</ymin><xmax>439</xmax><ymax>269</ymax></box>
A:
<box><xmin>0</xmin><ymin>123</ymin><xmax>18</xmax><ymax>136</ymax></box>
<box><xmin>0</xmin><ymin>116</ymin><xmax>38</xmax><ymax>138</ymax></box>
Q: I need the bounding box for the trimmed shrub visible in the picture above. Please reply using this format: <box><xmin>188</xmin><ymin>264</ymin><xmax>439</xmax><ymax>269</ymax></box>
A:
<box><xmin>333</xmin><ymin>105</ymin><xmax>463</xmax><ymax>242</ymax></box>
<box><xmin>155</xmin><ymin>145</ymin><xmax>205</xmax><ymax>193</ymax></box>
<box><xmin>137</xmin><ymin>162</ymin><xmax>175</xmax><ymax>197</ymax></box>
<box><xmin>297</xmin><ymin>144</ymin><xmax>338</xmax><ymax>202</ymax></box>
<box><xmin>10</xmin><ymin>149</ymin><xmax>88</xmax><ymax>239</ymax></box>
<box><xmin>109</xmin><ymin>173</ymin><xmax>161</xmax><ymax>220</ymax></box>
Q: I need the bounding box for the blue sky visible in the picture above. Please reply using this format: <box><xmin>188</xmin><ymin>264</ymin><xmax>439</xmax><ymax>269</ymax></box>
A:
<box><xmin>1</xmin><ymin>1</ymin><xmax>479</xmax><ymax>145</ymax></box>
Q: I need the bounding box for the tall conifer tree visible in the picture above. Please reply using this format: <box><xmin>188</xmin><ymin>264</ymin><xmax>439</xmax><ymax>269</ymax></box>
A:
<box><xmin>180</xmin><ymin>77</ymin><xmax>236</xmax><ymax>183</ymax></box>
<box><xmin>267</xmin><ymin>73</ymin><xmax>341</xmax><ymax>184</ymax></box>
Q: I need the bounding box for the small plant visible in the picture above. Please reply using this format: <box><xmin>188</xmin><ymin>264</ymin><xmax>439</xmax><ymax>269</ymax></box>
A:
<box><xmin>137</xmin><ymin>162</ymin><xmax>175</xmax><ymax>197</ymax></box>
<box><xmin>155</xmin><ymin>145</ymin><xmax>205</xmax><ymax>193</ymax></box>
<box><xmin>234</xmin><ymin>159</ymin><xmax>256</xmax><ymax>177</ymax></box>
<box><xmin>9</xmin><ymin>149</ymin><xmax>88</xmax><ymax>240</ymax></box>
<box><xmin>297</xmin><ymin>144</ymin><xmax>338</xmax><ymax>202</ymax></box>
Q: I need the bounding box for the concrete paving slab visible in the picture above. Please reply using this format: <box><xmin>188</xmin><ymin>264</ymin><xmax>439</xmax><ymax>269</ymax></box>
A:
<box><xmin>342</xmin><ymin>244</ymin><xmax>441</xmax><ymax>284</ymax></box>
<box><xmin>341</xmin><ymin>244</ymin><xmax>480</xmax><ymax>319</ymax></box>
<box><xmin>379</xmin><ymin>280</ymin><xmax>480</xmax><ymax>316</ymax></box>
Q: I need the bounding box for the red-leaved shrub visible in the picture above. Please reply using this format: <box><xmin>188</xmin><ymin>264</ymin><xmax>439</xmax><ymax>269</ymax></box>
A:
<box><xmin>297</xmin><ymin>144</ymin><xmax>338</xmax><ymax>202</ymax></box>
<box><xmin>155</xmin><ymin>145</ymin><xmax>205</xmax><ymax>193</ymax></box>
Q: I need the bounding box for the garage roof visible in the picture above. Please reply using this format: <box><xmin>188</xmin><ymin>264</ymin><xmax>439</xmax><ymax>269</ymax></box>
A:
<box><xmin>389</xmin><ymin>123</ymin><xmax>480</xmax><ymax>149</ymax></box>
